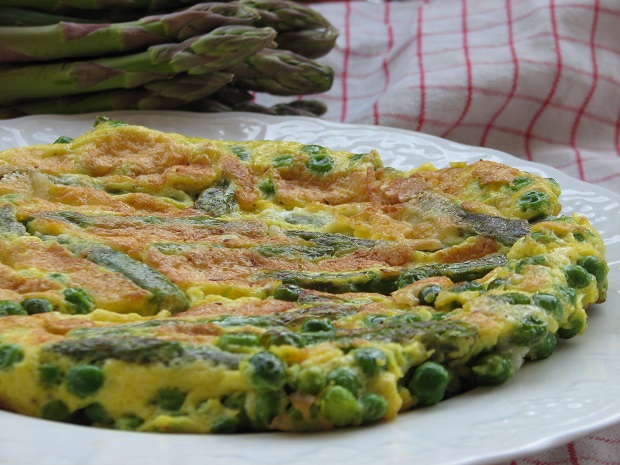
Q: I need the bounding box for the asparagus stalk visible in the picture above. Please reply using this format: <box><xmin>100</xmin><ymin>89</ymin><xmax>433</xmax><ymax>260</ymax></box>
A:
<box><xmin>0</xmin><ymin>3</ymin><xmax>261</xmax><ymax>63</ymax></box>
<box><xmin>0</xmin><ymin>26</ymin><xmax>277</xmax><ymax>105</ymax></box>
<box><xmin>227</xmin><ymin>48</ymin><xmax>334</xmax><ymax>95</ymax></box>
<box><xmin>0</xmin><ymin>72</ymin><xmax>233</xmax><ymax>117</ymax></box>
<box><xmin>0</xmin><ymin>0</ymin><xmax>201</xmax><ymax>12</ymax></box>
<box><xmin>275</xmin><ymin>26</ymin><xmax>339</xmax><ymax>59</ymax></box>
<box><xmin>0</xmin><ymin>6</ymin><xmax>93</xmax><ymax>25</ymax></box>
<box><xmin>239</xmin><ymin>0</ymin><xmax>333</xmax><ymax>31</ymax></box>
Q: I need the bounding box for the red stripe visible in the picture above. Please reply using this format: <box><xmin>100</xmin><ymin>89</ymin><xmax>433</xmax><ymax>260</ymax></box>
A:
<box><xmin>415</xmin><ymin>5</ymin><xmax>426</xmax><ymax>132</ymax></box>
<box><xmin>524</xmin><ymin>0</ymin><xmax>562</xmax><ymax>161</ymax></box>
<box><xmin>480</xmin><ymin>0</ymin><xmax>518</xmax><ymax>146</ymax></box>
<box><xmin>340</xmin><ymin>0</ymin><xmax>352</xmax><ymax>123</ymax></box>
<box><xmin>441</xmin><ymin>0</ymin><xmax>473</xmax><ymax>138</ymax></box>
<box><xmin>373</xmin><ymin>1</ymin><xmax>394</xmax><ymax>125</ymax></box>
<box><xmin>568</xmin><ymin>0</ymin><xmax>600</xmax><ymax>181</ymax></box>
<box><xmin>568</xmin><ymin>442</ymin><xmax>580</xmax><ymax>465</ymax></box>
<box><xmin>616</xmin><ymin>107</ymin><xmax>620</xmax><ymax>158</ymax></box>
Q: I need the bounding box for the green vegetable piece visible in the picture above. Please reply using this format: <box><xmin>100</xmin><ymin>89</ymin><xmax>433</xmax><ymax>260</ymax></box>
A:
<box><xmin>210</xmin><ymin>414</ymin><xmax>239</xmax><ymax>434</ymax></box>
<box><xmin>496</xmin><ymin>292</ymin><xmax>531</xmax><ymax>305</ymax></box>
<box><xmin>354</xmin><ymin>347</ymin><xmax>388</xmax><ymax>377</ymax></box>
<box><xmin>419</xmin><ymin>285</ymin><xmax>441</xmax><ymax>306</ymax></box>
<box><xmin>41</xmin><ymin>399</ymin><xmax>71</xmax><ymax>422</ymax></box>
<box><xmin>513</xmin><ymin>314</ymin><xmax>547</xmax><ymax>346</ymax></box>
<box><xmin>532</xmin><ymin>293</ymin><xmax>563</xmax><ymax>319</ymax></box>
<box><xmin>363</xmin><ymin>314</ymin><xmax>387</xmax><ymax>326</ymax></box>
<box><xmin>63</xmin><ymin>288</ymin><xmax>94</xmax><ymax>314</ymax></box>
<box><xmin>0</xmin><ymin>300</ymin><xmax>27</xmax><ymax>316</ymax></box>
<box><xmin>94</xmin><ymin>116</ymin><xmax>128</xmax><ymax>127</ymax></box>
<box><xmin>518</xmin><ymin>190</ymin><xmax>550</xmax><ymax>215</ymax></box>
<box><xmin>472</xmin><ymin>354</ymin><xmax>513</xmax><ymax>385</ymax></box>
<box><xmin>451</xmin><ymin>281</ymin><xmax>485</xmax><ymax>293</ymax></box>
<box><xmin>253</xmin><ymin>391</ymin><xmax>283</xmax><ymax>430</ymax></box>
<box><xmin>0</xmin><ymin>205</ymin><xmax>27</xmax><ymax>236</ymax></box>
<box><xmin>230</xmin><ymin>145</ymin><xmax>250</xmax><ymax>161</ymax></box>
<box><xmin>39</xmin><ymin>363</ymin><xmax>63</xmax><ymax>388</ymax></box>
<box><xmin>297</xmin><ymin>366</ymin><xmax>326</xmax><ymax>395</ymax></box>
<box><xmin>115</xmin><ymin>414</ymin><xmax>144</xmax><ymax>431</ymax></box>
<box><xmin>81</xmin><ymin>403</ymin><xmax>112</xmax><ymax>426</ymax></box>
<box><xmin>195</xmin><ymin>181</ymin><xmax>237</xmax><ymax>217</ymax></box>
<box><xmin>264</xmin><ymin>330</ymin><xmax>305</xmax><ymax>348</ymax></box>
<box><xmin>510</xmin><ymin>176</ymin><xmax>534</xmax><ymax>190</ymax></box>
<box><xmin>301</xmin><ymin>318</ymin><xmax>333</xmax><ymax>332</ymax></box>
<box><xmin>53</xmin><ymin>136</ymin><xmax>73</xmax><ymax>144</ymax></box>
<box><xmin>557</xmin><ymin>312</ymin><xmax>586</xmax><ymax>339</ymax></box>
<box><xmin>577</xmin><ymin>255</ymin><xmax>608</xmax><ymax>299</ymax></box>
<box><xmin>151</xmin><ymin>387</ymin><xmax>186</xmax><ymax>411</ymax></box>
<box><xmin>327</xmin><ymin>366</ymin><xmax>362</xmax><ymax>396</ymax></box>
<box><xmin>487</xmin><ymin>278</ymin><xmax>507</xmax><ymax>290</ymax></box>
<box><xmin>0</xmin><ymin>344</ymin><xmax>23</xmax><ymax>370</ymax></box>
<box><xmin>81</xmin><ymin>244</ymin><xmax>189</xmax><ymax>314</ymax></box>
<box><xmin>565</xmin><ymin>265</ymin><xmax>593</xmax><ymax>289</ymax></box>
<box><xmin>66</xmin><ymin>364</ymin><xmax>105</xmax><ymax>398</ymax></box>
<box><xmin>273</xmin><ymin>284</ymin><xmax>302</xmax><ymax>302</ymax></box>
<box><xmin>321</xmin><ymin>385</ymin><xmax>361</xmax><ymax>427</ymax></box>
<box><xmin>258</xmin><ymin>179</ymin><xmax>275</xmax><ymax>197</ymax></box>
<box><xmin>360</xmin><ymin>393</ymin><xmax>388</xmax><ymax>423</ymax></box>
<box><xmin>408</xmin><ymin>361</ymin><xmax>450</xmax><ymax>406</ymax></box>
<box><xmin>306</xmin><ymin>153</ymin><xmax>334</xmax><ymax>174</ymax></box>
<box><xmin>528</xmin><ymin>332</ymin><xmax>557</xmax><ymax>360</ymax></box>
<box><xmin>22</xmin><ymin>297</ymin><xmax>54</xmax><ymax>315</ymax></box>
<box><xmin>272</xmin><ymin>154</ymin><xmax>294</xmax><ymax>168</ymax></box>
<box><xmin>247</xmin><ymin>351</ymin><xmax>286</xmax><ymax>392</ymax></box>
<box><xmin>218</xmin><ymin>332</ymin><xmax>262</xmax><ymax>351</ymax></box>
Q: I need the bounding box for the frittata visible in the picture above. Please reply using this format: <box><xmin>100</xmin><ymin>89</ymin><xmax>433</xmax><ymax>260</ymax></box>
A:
<box><xmin>0</xmin><ymin>116</ymin><xmax>608</xmax><ymax>433</ymax></box>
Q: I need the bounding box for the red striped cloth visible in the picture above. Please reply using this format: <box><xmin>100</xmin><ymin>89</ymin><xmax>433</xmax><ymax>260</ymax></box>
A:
<box><xmin>261</xmin><ymin>0</ymin><xmax>620</xmax><ymax>195</ymax></box>
<box><xmin>259</xmin><ymin>0</ymin><xmax>620</xmax><ymax>462</ymax></box>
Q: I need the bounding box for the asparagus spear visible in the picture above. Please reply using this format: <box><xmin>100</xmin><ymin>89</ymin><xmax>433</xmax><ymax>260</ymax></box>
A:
<box><xmin>0</xmin><ymin>6</ymin><xmax>93</xmax><ymax>25</ymax></box>
<box><xmin>239</xmin><ymin>0</ymin><xmax>333</xmax><ymax>31</ymax></box>
<box><xmin>228</xmin><ymin>48</ymin><xmax>334</xmax><ymax>95</ymax></box>
<box><xmin>275</xmin><ymin>26</ymin><xmax>339</xmax><ymax>59</ymax></box>
<box><xmin>0</xmin><ymin>0</ymin><xmax>200</xmax><ymax>12</ymax></box>
<box><xmin>0</xmin><ymin>26</ymin><xmax>276</xmax><ymax>105</ymax></box>
<box><xmin>0</xmin><ymin>3</ymin><xmax>261</xmax><ymax>63</ymax></box>
<box><xmin>0</xmin><ymin>72</ymin><xmax>233</xmax><ymax>117</ymax></box>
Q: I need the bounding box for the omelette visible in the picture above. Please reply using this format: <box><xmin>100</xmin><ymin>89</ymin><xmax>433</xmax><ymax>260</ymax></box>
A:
<box><xmin>0</xmin><ymin>116</ymin><xmax>608</xmax><ymax>433</ymax></box>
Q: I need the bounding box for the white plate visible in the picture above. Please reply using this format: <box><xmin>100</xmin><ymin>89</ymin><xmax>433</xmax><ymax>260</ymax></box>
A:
<box><xmin>0</xmin><ymin>111</ymin><xmax>619</xmax><ymax>465</ymax></box>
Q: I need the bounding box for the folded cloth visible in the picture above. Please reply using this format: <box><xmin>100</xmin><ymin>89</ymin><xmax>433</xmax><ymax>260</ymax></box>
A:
<box><xmin>259</xmin><ymin>0</ymin><xmax>620</xmax><ymax>195</ymax></box>
<box><xmin>259</xmin><ymin>0</ymin><xmax>620</xmax><ymax>463</ymax></box>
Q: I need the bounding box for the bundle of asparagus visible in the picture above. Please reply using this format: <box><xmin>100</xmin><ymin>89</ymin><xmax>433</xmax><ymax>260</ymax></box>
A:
<box><xmin>0</xmin><ymin>0</ymin><xmax>337</xmax><ymax>118</ymax></box>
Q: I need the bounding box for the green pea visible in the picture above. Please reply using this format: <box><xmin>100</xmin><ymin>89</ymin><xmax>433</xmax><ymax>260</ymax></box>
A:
<box><xmin>306</xmin><ymin>153</ymin><xmax>334</xmax><ymax>174</ymax></box>
<box><xmin>81</xmin><ymin>403</ymin><xmax>112</xmax><ymax>426</ymax></box>
<box><xmin>151</xmin><ymin>387</ymin><xmax>186</xmax><ymax>411</ymax></box>
<box><xmin>272</xmin><ymin>154</ymin><xmax>294</xmax><ymax>168</ymax></box>
<box><xmin>211</xmin><ymin>414</ymin><xmax>239</xmax><ymax>434</ymax></box>
<box><xmin>0</xmin><ymin>300</ymin><xmax>26</xmax><ymax>317</ymax></box>
<box><xmin>556</xmin><ymin>285</ymin><xmax>577</xmax><ymax>304</ymax></box>
<box><xmin>254</xmin><ymin>391</ymin><xmax>284</xmax><ymax>430</ymax></box>
<box><xmin>115</xmin><ymin>414</ymin><xmax>144</xmax><ymax>431</ymax></box>
<box><xmin>527</xmin><ymin>332</ymin><xmax>557</xmax><ymax>360</ymax></box>
<box><xmin>22</xmin><ymin>298</ymin><xmax>53</xmax><ymax>315</ymax></box>
<box><xmin>518</xmin><ymin>190</ymin><xmax>550</xmax><ymax>213</ymax></box>
<box><xmin>273</xmin><ymin>284</ymin><xmax>302</xmax><ymax>302</ymax></box>
<box><xmin>557</xmin><ymin>312</ymin><xmax>586</xmax><ymax>339</ymax></box>
<box><xmin>471</xmin><ymin>354</ymin><xmax>513</xmax><ymax>385</ymax></box>
<box><xmin>573</xmin><ymin>232</ymin><xmax>586</xmax><ymax>242</ymax></box>
<box><xmin>63</xmin><ymin>288</ymin><xmax>95</xmax><ymax>315</ymax></box>
<box><xmin>0</xmin><ymin>344</ymin><xmax>23</xmax><ymax>370</ymax></box>
<box><xmin>39</xmin><ymin>363</ymin><xmax>63</xmax><ymax>388</ymax></box>
<box><xmin>297</xmin><ymin>366</ymin><xmax>326</xmax><ymax>395</ymax></box>
<box><xmin>41</xmin><ymin>399</ymin><xmax>71</xmax><ymax>422</ymax></box>
<box><xmin>247</xmin><ymin>351</ymin><xmax>286</xmax><ymax>392</ymax></box>
<box><xmin>532</xmin><ymin>293</ymin><xmax>563</xmax><ymax>319</ymax></box>
<box><xmin>327</xmin><ymin>367</ymin><xmax>363</xmax><ymax>396</ymax></box>
<box><xmin>565</xmin><ymin>265</ymin><xmax>593</xmax><ymax>289</ymax></box>
<box><xmin>577</xmin><ymin>256</ymin><xmax>607</xmax><ymax>286</ymax></box>
<box><xmin>354</xmin><ymin>347</ymin><xmax>388</xmax><ymax>377</ymax></box>
<box><xmin>66</xmin><ymin>364</ymin><xmax>105</xmax><ymax>398</ymax></box>
<box><xmin>408</xmin><ymin>361</ymin><xmax>450</xmax><ymax>406</ymax></box>
<box><xmin>258</xmin><ymin>179</ymin><xmax>275</xmax><ymax>197</ymax></box>
<box><xmin>513</xmin><ymin>314</ymin><xmax>547</xmax><ymax>346</ymax></box>
<box><xmin>419</xmin><ymin>285</ymin><xmax>441</xmax><ymax>306</ymax></box>
<box><xmin>217</xmin><ymin>332</ymin><xmax>261</xmax><ymax>351</ymax></box>
<box><xmin>301</xmin><ymin>318</ymin><xmax>333</xmax><ymax>332</ymax></box>
<box><xmin>360</xmin><ymin>393</ymin><xmax>388</xmax><ymax>423</ymax></box>
<box><xmin>53</xmin><ymin>136</ymin><xmax>74</xmax><ymax>144</ymax></box>
<box><xmin>321</xmin><ymin>385</ymin><xmax>361</xmax><ymax>427</ymax></box>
